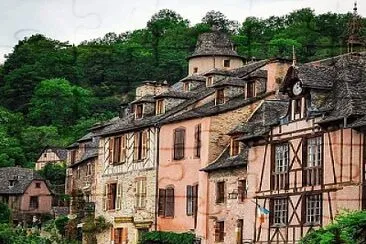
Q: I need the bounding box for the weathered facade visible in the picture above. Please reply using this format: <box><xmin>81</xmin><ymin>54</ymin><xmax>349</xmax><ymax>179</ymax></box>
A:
<box><xmin>0</xmin><ymin>167</ymin><xmax>53</xmax><ymax>224</ymax></box>
<box><xmin>35</xmin><ymin>147</ymin><xmax>67</xmax><ymax>171</ymax></box>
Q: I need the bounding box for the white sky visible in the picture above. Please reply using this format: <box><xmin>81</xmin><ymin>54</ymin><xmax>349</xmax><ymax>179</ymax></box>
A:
<box><xmin>0</xmin><ymin>0</ymin><xmax>365</xmax><ymax>63</ymax></box>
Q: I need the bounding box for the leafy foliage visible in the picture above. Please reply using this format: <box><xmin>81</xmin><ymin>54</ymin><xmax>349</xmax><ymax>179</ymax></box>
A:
<box><xmin>0</xmin><ymin>223</ymin><xmax>49</xmax><ymax>244</ymax></box>
<box><xmin>54</xmin><ymin>216</ymin><xmax>69</xmax><ymax>236</ymax></box>
<box><xmin>300</xmin><ymin>210</ymin><xmax>366</xmax><ymax>244</ymax></box>
<box><xmin>141</xmin><ymin>231</ymin><xmax>195</xmax><ymax>244</ymax></box>
<box><xmin>0</xmin><ymin>202</ymin><xmax>11</xmax><ymax>224</ymax></box>
<box><xmin>38</xmin><ymin>163</ymin><xmax>66</xmax><ymax>185</ymax></box>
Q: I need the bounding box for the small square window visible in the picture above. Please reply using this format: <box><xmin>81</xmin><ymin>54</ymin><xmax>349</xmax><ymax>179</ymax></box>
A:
<box><xmin>193</xmin><ymin>67</ymin><xmax>198</xmax><ymax>73</ymax></box>
<box><xmin>183</xmin><ymin>82</ymin><xmax>190</xmax><ymax>92</ymax></box>
<box><xmin>206</xmin><ymin>76</ymin><xmax>213</xmax><ymax>87</ymax></box>
<box><xmin>216</xmin><ymin>181</ymin><xmax>225</xmax><ymax>203</ymax></box>
<box><xmin>135</xmin><ymin>104</ymin><xmax>143</xmax><ymax>119</ymax></box>
<box><xmin>223</xmin><ymin>59</ymin><xmax>230</xmax><ymax>68</ymax></box>
<box><xmin>35</xmin><ymin>183</ymin><xmax>41</xmax><ymax>188</ymax></box>
<box><xmin>215</xmin><ymin>89</ymin><xmax>225</xmax><ymax>105</ymax></box>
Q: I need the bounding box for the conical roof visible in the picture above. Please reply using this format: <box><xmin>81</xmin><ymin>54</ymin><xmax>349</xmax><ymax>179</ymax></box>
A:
<box><xmin>188</xmin><ymin>31</ymin><xmax>242</xmax><ymax>59</ymax></box>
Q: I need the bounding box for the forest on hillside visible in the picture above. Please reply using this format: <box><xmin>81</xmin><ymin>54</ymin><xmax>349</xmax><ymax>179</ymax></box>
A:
<box><xmin>0</xmin><ymin>8</ymin><xmax>365</xmax><ymax>168</ymax></box>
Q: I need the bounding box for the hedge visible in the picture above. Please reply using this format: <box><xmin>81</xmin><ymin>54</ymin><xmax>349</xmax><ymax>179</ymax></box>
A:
<box><xmin>141</xmin><ymin>231</ymin><xmax>196</xmax><ymax>244</ymax></box>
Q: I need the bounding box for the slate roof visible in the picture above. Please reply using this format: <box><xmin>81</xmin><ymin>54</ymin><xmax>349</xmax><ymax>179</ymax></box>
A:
<box><xmin>231</xmin><ymin>99</ymin><xmax>289</xmax><ymax>140</ymax></box>
<box><xmin>232</xmin><ymin>60</ymin><xmax>269</xmax><ymax>78</ymax></box>
<box><xmin>211</xmin><ymin>77</ymin><xmax>247</xmax><ymax>88</ymax></box>
<box><xmin>201</xmin><ymin>146</ymin><xmax>248</xmax><ymax>172</ymax></box>
<box><xmin>131</xmin><ymin>95</ymin><xmax>156</xmax><ymax>104</ymax></box>
<box><xmin>179</xmin><ymin>74</ymin><xmax>206</xmax><ymax>83</ymax></box>
<box><xmin>38</xmin><ymin>147</ymin><xmax>67</xmax><ymax>161</ymax></box>
<box><xmin>161</xmin><ymin>91</ymin><xmax>274</xmax><ymax>125</ymax></box>
<box><xmin>69</xmin><ymin>137</ymin><xmax>99</xmax><ymax>168</ymax></box>
<box><xmin>154</xmin><ymin>91</ymin><xmax>193</xmax><ymax>99</ymax></box>
<box><xmin>0</xmin><ymin>167</ymin><xmax>45</xmax><ymax>195</ymax></box>
<box><xmin>202</xmin><ymin>68</ymin><xmax>233</xmax><ymax>76</ymax></box>
<box><xmin>188</xmin><ymin>31</ymin><xmax>243</xmax><ymax>59</ymax></box>
<box><xmin>280</xmin><ymin>64</ymin><xmax>335</xmax><ymax>92</ymax></box>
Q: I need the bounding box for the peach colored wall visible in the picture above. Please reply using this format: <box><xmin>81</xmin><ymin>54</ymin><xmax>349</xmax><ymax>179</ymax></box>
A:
<box><xmin>244</xmin><ymin>118</ymin><xmax>365</xmax><ymax>243</ymax></box>
<box><xmin>263</xmin><ymin>61</ymin><xmax>291</xmax><ymax>93</ymax></box>
<box><xmin>21</xmin><ymin>180</ymin><xmax>52</xmax><ymax>213</ymax></box>
<box><xmin>35</xmin><ymin>150</ymin><xmax>62</xmax><ymax>171</ymax></box>
<box><xmin>158</xmin><ymin>117</ymin><xmax>211</xmax><ymax>233</ymax></box>
<box><xmin>188</xmin><ymin>56</ymin><xmax>243</xmax><ymax>75</ymax></box>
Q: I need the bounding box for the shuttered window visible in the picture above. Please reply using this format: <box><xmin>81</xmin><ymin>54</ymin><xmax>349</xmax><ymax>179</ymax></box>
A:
<box><xmin>158</xmin><ymin>187</ymin><xmax>175</xmax><ymax>217</ymax></box>
<box><xmin>121</xmin><ymin>135</ymin><xmax>127</xmax><ymax>163</ymax></box>
<box><xmin>186</xmin><ymin>185</ymin><xmax>193</xmax><ymax>216</ymax></box>
<box><xmin>134</xmin><ymin>130</ymin><xmax>149</xmax><ymax>161</ymax></box>
<box><xmin>108</xmin><ymin>138</ymin><xmax>114</xmax><ymax>164</ymax></box>
<box><xmin>135</xmin><ymin>104</ymin><xmax>143</xmax><ymax>119</ymax></box>
<box><xmin>186</xmin><ymin>185</ymin><xmax>199</xmax><ymax>218</ymax></box>
<box><xmin>70</xmin><ymin>150</ymin><xmax>76</xmax><ymax>164</ymax></box>
<box><xmin>214</xmin><ymin>221</ymin><xmax>225</xmax><ymax>242</ymax></box>
<box><xmin>165</xmin><ymin>187</ymin><xmax>175</xmax><ymax>217</ymax></box>
<box><xmin>156</xmin><ymin>99</ymin><xmax>164</xmax><ymax>115</ymax></box>
<box><xmin>116</xmin><ymin>183</ymin><xmax>123</xmax><ymax>210</ymax></box>
<box><xmin>216</xmin><ymin>89</ymin><xmax>225</xmax><ymax>105</ymax></box>
<box><xmin>216</xmin><ymin>181</ymin><xmax>225</xmax><ymax>204</ymax></box>
<box><xmin>173</xmin><ymin>128</ymin><xmax>185</xmax><ymax>160</ymax></box>
<box><xmin>238</xmin><ymin>180</ymin><xmax>247</xmax><ymax>202</ymax></box>
<box><xmin>106</xmin><ymin>183</ymin><xmax>117</xmax><ymax>210</ymax></box>
<box><xmin>247</xmin><ymin>81</ymin><xmax>255</xmax><ymax>98</ymax></box>
<box><xmin>113</xmin><ymin>136</ymin><xmax>121</xmax><ymax>163</ymax></box>
<box><xmin>158</xmin><ymin>189</ymin><xmax>166</xmax><ymax>216</ymax></box>
<box><xmin>136</xmin><ymin>178</ymin><xmax>147</xmax><ymax>209</ymax></box>
<box><xmin>194</xmin><ymin>124</ymin><xmax>201</xmax><ymax>158</ymax></box>
<box><xmin>114</xmin><ymin>228</ymin><xmax>123</xmax><ymax>244</ymax></box>
<box><xmin>230</xmin><ymin>139</ymin><xmax>240</xmax><ymax>156</ymax></box>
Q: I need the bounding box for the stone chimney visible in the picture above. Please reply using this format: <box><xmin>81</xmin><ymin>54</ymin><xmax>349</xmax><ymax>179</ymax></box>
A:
<box><xmin>135</xmin><ymin>81</ymin><xmax>170</xmax><ymax>99</ymax></box>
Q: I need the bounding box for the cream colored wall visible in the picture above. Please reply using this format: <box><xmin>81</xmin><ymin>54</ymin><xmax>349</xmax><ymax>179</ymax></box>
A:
<box><xmin>35</xmin><ymin>149</ymin><xmax>62</xmax><ymax>170</ymax></box>
<box><xmin>188</xmin><ymin>56</ymin><xmax>243</xmax><ymax>75</ymax></box>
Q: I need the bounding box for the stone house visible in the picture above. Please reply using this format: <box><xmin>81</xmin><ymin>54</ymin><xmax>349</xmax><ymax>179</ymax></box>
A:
<box><xmin>35</xmin><ymin>147</ymin><xmax>67</xmax><ymax>171</ymax></box>
<box><xmin>231</xmin><ymin>53</ymin><xmax>366</xmax><ymax>243</ymax></box>
<box><xmin>201</xmin><ymin>99</ymin><xmax>288</xmax><ymax>244</ymax></box>
<box><xmin>0</xmin><ymin>167</ymin><xmax>53</xmax><ymax>225</ymax></box>
<box><xmin>65</xmin><ymin>131</ymin><xmax>100</xmax><ymax>209</ymax></box>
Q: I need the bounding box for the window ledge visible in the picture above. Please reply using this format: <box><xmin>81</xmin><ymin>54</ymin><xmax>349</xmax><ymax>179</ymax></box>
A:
<box><xmin>271</xmin><ymin>224</ymin><xmax>287</xmax><ymax>228</ymax></box>
<box><xmin>304</xmin><ymin>222</ymin><xmax>321</xmax><ymax>227</ymax></box>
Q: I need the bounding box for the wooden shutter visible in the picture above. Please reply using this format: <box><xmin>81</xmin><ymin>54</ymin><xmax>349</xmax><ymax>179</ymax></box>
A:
<box><xmin>108</xmin><ymin>138</ymin><xmax>114</xmax><ymax>164</ymax></box>
<box><xmin>216</xmin><ymin>182</ymin><xmax>225</xmax><ymax>203</ymax></box>
<box><xmin>158</xmin><ymin>189</ymin><xmax>166</xmax><ymax>216</ymax></box>
<box><xmin>116</xmin><ymin>183</ymin><xmax>122</xmax><ymax>210</ymax></box>
<box><xmin>142</xmin><ymin>130</ymin><xmax>148</xmax><ymax>159</ymax></box>
<box><xmin>136</xmin><ymin>180</ymin><xmax>140</xmax><ymax>208</ymax></box>
<box><xmin>214</xmin><ymin>222</ymin><xmax>220</xmax><ymax>242</ymax></box>
<box><xmin>186</xmin><ymin>185</ymin><xmax>193</xmax><ymax>216</ymax></box>
<box><xmin>194</xmin><ymin>124</ymin><xmax>201</xmax><ymax>158</ymax></box>
<box><xmin>193</xmin><ymin>185</ymin><xmax>198</xmax><ymax>227</ymax></box>
<box><xmin>166</xmin><ymin>188</ymin><xmax>175</xmax><ymax>217</ymax></box>
<box><xmin>121</xmin><ymin>135</ymin><xmax>126</xmax><ymax>163</ymax></box>
<box><xmin>113</xmin><ymin>137</ymin><xmax>121</xmax><ymax>163</ymax></box>
<box><xmin>133</xmin><ymin>133</ymin><xmax>139</xmax><ymax>161</ymax></box>
<box><xmin>173</xmin><ymin>129</ymin><xmax>185</xmax><ymax>160</ymax></box>
<box><xmin>142</xmin><ymin>178</ymin><xmax>147</xmax><ymax>208</ymax></box>
<box><xmin>103</xmin><ymin>184</ymin><xmax>108</xmax><ymax>211</ymax></box>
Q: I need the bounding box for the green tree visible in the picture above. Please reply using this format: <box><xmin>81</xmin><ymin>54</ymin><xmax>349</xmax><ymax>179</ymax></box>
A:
<box><xmin>38</xmin><ymin>163</ymin><xmax>66</xmax><ymax>185</ymax></box>
<box><xmin>201</xmin><ymin>10</ymin><xmax>239</xmax><ymax>33</ymax></box>
<box><xmin>0</xmin><ymin>202</ymin><xmax>11</xmax><ymax>224</ymax></box>
<box><xmin>28</xmin><ymin>78</ymin><xmax>92</xmax><ymax>126</ymax></box>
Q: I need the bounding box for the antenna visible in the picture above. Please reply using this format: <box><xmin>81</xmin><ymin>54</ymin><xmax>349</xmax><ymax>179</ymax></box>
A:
<box><xmin>292</xmin><ymin>45</ymin><xmax>296</xmax><ymax>66</ymax></box>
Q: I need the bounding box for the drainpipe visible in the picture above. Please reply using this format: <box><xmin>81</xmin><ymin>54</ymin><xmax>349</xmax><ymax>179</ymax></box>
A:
<box><xmin>154</xmin><ymin>125</ymin><xmax>161</xmax><ymax>231</ymax></box>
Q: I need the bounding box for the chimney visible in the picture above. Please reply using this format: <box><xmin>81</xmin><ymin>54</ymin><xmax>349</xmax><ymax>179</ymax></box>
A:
<box><xmin>119</xmin><ymin>103</ymin><xmax>129</xmax><ymax>118</ymax></box>
<box><xmin>135</xmin><ymin>81</ymin><xmax>170</xmax><ymax>99</ymax></box>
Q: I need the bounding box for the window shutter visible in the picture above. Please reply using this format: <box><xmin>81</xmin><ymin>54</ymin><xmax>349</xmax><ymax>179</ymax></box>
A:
<box><xmin>116</xmin><ymin>183</ymin><xmax>122</xmax><ymax>210</ymax></box>
<box><xmin>214</xmin><ymin>222</ymin><xmax>220</xmax><ymax>242</ymax></box>
<box><xmin>142</xmin><ymin>130</ymin><xmax>148</xmax><ymax>159</ymax></box>
<box><xmin>194</xmin><ymin>124</ymin><xmax>201</xmax><ymax>158</ymax></box>
<box><xmin>166</xmin><ymin>188</ymin><xmax>175</xmax><ymax>217</ymax></box>
<box><xmin>113</xmin><ymin>137</ymin><xmax>121</xmax><ymax>163</ymax></box>
<box><xmin>142</xmin><ymin>178</ymin><xmax>147</xmax><ymax>208</ymax></box>
<box><xmin>186</xmin><ymin>185</ymin><xmax>193</xmax><ymax>216</ymax></box>
<box><xmin>158</xmin><ymin>189</ymin><xmax>166</xmax><ymax>216</ymax></box>
<box><xmin>103</xmin><ymin>184</ymin><xmax>108</xmax><ymax>211</ymax></box>
<box><xmin>121</xmin><ymin>135</ymin><xmax>126</xmax><ymax>163</ymax></box>
<box><xmin>108</xmin><ymin>138</ymin><xmax>114</xmax><ymax>164</ymax></box>
<box><xmin>114</xmin><ymin>228</ymin><xmax>120</xmax><ymax>244</ymax></box>
<box><xmin>133</xmin><ymin>133</ymin><xmax>138</xmax><ymax>161</ymax></box>
<box><xmin>136</xmin><ymin>180</ymin><xmax>141</xmax><ymax>208</ymax></box>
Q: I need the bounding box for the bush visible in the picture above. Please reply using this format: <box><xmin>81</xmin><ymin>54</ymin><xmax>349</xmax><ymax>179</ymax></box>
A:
<box><xmin>0</xmin><ymin>202</ymin><xmax>11</xmax><ymax>224</ymax></box>
<box><xmin>141</xmin><ymin>231</ymin><xmax>195</xmax><ymax>244</ymax></box>
<box><xmin>300</xmin><ymin>210</ymin><xmax>366</xmax><ymax>244</ymax></box>
<box><xmin>55</xmin><ymin>215</ymin><xmax>69</xmax><ymax>236</ymax></box>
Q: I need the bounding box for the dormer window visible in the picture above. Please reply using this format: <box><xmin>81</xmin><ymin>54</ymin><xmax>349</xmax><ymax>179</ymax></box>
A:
<box><xmin>246</xmin><ymin>81</ymin><xmax>255</xmax><ymax>98</ymax></box>
<box><xmin>156</xmin><ymin>99</ymin><xmax>165</xmax><ymax>115</ymax></box>
<box><xmin>206</xmin><ymin>76</ymin><xmax>213</xmax><ymax>87</ymax></box>
<box><xmin>135</xmin><ymin>104</ymin><xmax>143</xmax><ymax>119</ymax></box>
<box><xmin>183</xmin><ymin>82</ymin><xmax>190</xmax><ymax>92</ymax></box>
<box><xmin>230</xmin><ymin>139</ymin><xmax>240</xmax><ymax>156</ymax></box>
<box><xmin>290</xmin><ymin>97</ymin><xmax>306</xmax><ymax>121</ymax></box>
<box><xmin>223</xmin><ymin>59</ymin><xmax>231</xmax><ymax>68</ymax></box>
<box><xmin>9</xmin><ymin>180</ymin><xmax>15</xmax><ymax>187</ymax></box>
<box><xmin>193</xmin><ymin>67</ymin><xmax>198</xmax><ymax>73</ymax></box>
<box><xmin>215</xmin><ymin>89</ymin><xmax>225</xmax><ymax>105</ymax></box>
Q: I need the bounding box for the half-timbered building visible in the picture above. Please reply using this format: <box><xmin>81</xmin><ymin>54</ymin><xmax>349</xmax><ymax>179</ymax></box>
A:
<box><xmin>236</xmin><ymin>52</ymin><xmax>366</xmax><ymax>243</ymax></box>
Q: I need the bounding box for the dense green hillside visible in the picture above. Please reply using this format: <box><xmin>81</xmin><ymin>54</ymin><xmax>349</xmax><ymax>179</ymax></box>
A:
<box><xmin>0</xmin><ymin>9</ymin><xmax>364</xmax><ymax>167</ymax></box>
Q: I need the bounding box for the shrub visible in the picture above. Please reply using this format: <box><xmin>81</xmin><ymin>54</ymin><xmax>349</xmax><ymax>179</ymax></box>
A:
<box><xmin>141</xmin><ymin>231</ymin><xmax>195</xmax><ymax>244</ymax></box>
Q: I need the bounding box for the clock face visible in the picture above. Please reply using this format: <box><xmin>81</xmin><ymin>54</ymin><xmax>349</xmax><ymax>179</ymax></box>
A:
<box><xmin>292</xmin><ymin>81</ymin><xmax>303</xmax><ymax>96</ymax></box>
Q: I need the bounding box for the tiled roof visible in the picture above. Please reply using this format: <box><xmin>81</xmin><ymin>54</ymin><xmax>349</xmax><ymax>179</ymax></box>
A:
<box><xmin>69</xmin><ymin>138</ymin><xmax>99</xmax><ymax>168</ymax></box>
<box><xmin>154</xmin><ymin>91</ymin><xmax>193</xmax><ymax>99</ymax></box>
<box><xmin>232</xmin><ymin>99</ymin><xmax>289</xmax><ymax>140</ymax></box>
<box><xmin>131</xmin><ymin>95</ymin><xmax>156</xmax><ymax>104</ymax></box>
<box><xmin>201</xmin><ymin>146</ymin><xmax>248</xmax><ymax>172</ymax></box>
<box><xmin>179</xmin><ymin>74</ymin><xmax>206</xmax><ymax>83</ymax></box>
<box><xmin>202</xmin><ymin>68</ymin><xmax>233</xmax><ymax>76</ymax></box>
<box><xmin>211</xmin><ymin>77</ymin><xmax>247</xmax><ymax>88</ymax></box>
<box><xmin>0</xmin><ymin>167</ymin><xmax>45</xmax><ymax>194</ymax></box>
